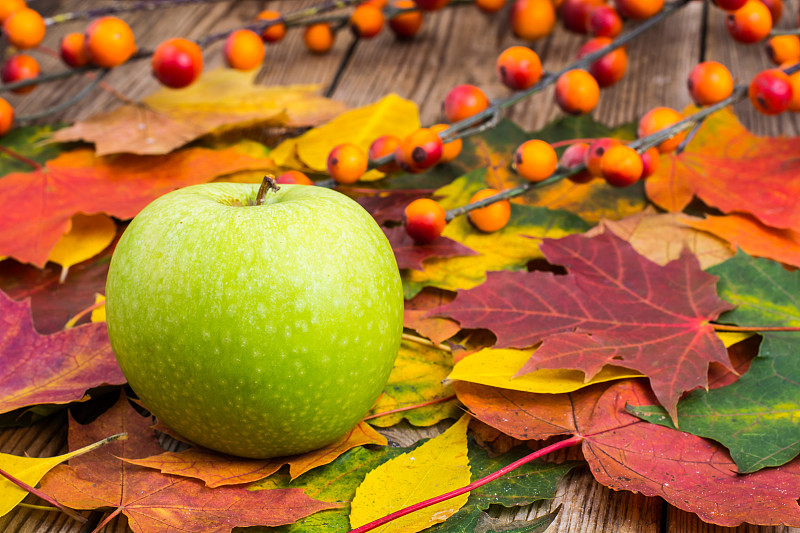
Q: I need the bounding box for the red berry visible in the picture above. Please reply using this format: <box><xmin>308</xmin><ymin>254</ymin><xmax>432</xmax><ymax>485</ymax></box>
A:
<box><xmin>725</xmin><ymin>0</ymin><xmax>772</xmax><ymax>43</ymax></box>
<box><xmin>712</xmin><ymin>0</ymin><xmax>748</xmax><ymax>10</ymax></box>
<box><xmin>640</xmin><ymin>146</ymin><xmax>660</xmax><ymax>178</ymax></box>
<box><xmin>588</xmin><ymin>5</ymin><xmax>622</xmax><ymax>37</ymax></box>
<box><xmin>0</xmin><ymin>97</ymin><xmax>14</xmax><ymax>136</ymax></box>
<box><xmin>369</xmin><ymin>134</ymin><xmax>403</xmax><ymax>172</ymax></box>
<box><xmin>576</xmin><ymin>37</ymin><xmax>628</xmax><ymax>88</ymax></box>
<box><xmin>559</xmin><ymin>0</ymin><xmax>603</xmax><ymax>33</ymax></box>
<box><xmin>405</xmin><ymin>198</ymin><xmax>446</xmax><ymax>244</ymax></box>
<box><xmin>600</xmin><ymin>144</ymin><xmax>643</xmax><ymax>187</ymax></box>
<box><xmin>748</xmin><ymin>68</ymin><xmax>793</xmax><ymax>115</ymax></box>
<box><xmin>152</xmin><ymin>38</ymin><xmax>203</xmax><ymax>89</ymax></box>
<box><xmin>496</xmin><ymin>46</ymin><xmax>543</xmax><ymax>91</ymax></box>
<box><xmin>561</xmin><ymin>142</ymin><xmax>594</xmax><ymax>183</ymax></box>
<box><xmin>276</xmin><ymin>170</ymin><xmax>313</xmax><ymax>185</ymax></box>
<box><xmin>1</xmin><ymin>54</ymin><xmax>39</xmax><ymax>94</ymax></box>
<box><xmin>442</xmin><ymin>84</ymin><xmax>490</xmax><ymax>123</ymax></box>
<box><xmin>585</xmin><ymin>137</ymin><xmax>621</xmax><ymax>176</ymax></box>
<box><xmin>60</xmin><ymin>32</ymin><xmax>90</xmax><ymax>68</ymax></box>
<box><xmin>395</xmin><ymin>128</ymin><xmax>443</xmax><ymax>172</ymax></box>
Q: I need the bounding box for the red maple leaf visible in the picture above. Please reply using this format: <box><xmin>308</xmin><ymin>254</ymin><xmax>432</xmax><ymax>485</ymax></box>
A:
<box><xmin>435</xmin><ymin>232</ymin><xmax>734</xmax><ymax>422</ymax></box>
<box><xmin>455</xmin><ymin>379</ymin><xmax>800</xmax><ymax>527</ymax></box>
<box><xmin>383</xmin><ymin>226</ymin><xmax>477</xmax><ymax>271</ymax></box>
<box><xmin>0</xmin><ymin>289</ymin><xmax>125</xmax><ymax>415</ymax></box>
<box><xmin>39</xmin><ymin>393</ymin><xmax>339</xmax><ymax>533</ymax></box>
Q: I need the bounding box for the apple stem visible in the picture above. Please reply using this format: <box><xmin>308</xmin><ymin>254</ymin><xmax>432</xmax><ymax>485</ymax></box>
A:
<box><xmin>256</xmin><ymin>174</ymin><xmax>279</xmax><ymax>206</ymax></box>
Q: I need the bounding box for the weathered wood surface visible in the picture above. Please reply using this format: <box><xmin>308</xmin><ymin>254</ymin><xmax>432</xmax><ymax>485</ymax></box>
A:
<box><xmin>1</xmin><ymin>1</ymin><xmax>799</xmax><ymax>532</ymax></box>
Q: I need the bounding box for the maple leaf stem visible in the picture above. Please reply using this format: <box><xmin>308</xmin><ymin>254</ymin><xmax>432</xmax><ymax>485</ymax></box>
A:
<box><xmin>362</xmin><ymin>394</ymin><xmax>457</xmax><ymax>421</ymax></box>
<box><xmin>0</xmin><ymin>466</ymin><xmax>88</xmax><ymax>523</ymax></box>
<box><xmin>712</xmin><ymin>324</ymin><xmax>800</xmax><ymax>332</ymax></box>
<box><xmin>91</xmin><ymin>508</ymin><xmax>123</xmax><ymax>533</ymax></box>
<box><xmin>347</xmin><ymin>434</ymin><xmax>583</xmax><ymax>533</ymax></box>
<box><xmin>64</xmin><ymin>299</ymin><xmax>107</xmax><ymax>329</ymax></box>
<box><xmin>0</xmin><ymin>145</ymin><xmax>42</xmax><ymax>170</ymax></box>
<box><xmin>401</xmin><ymin>332</ymin><xmax>453</xmax><ymax>352</ymax></box>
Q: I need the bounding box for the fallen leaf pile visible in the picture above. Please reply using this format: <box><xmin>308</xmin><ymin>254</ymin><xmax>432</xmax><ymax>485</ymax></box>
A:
<box><xmin>2</xmin><ymin>66</ymin><xmax>800</xmax><ymax>533</ymax></box>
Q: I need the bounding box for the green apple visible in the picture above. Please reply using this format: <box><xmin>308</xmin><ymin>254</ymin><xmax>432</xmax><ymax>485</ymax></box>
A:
<box><xmin>105</xmin><ymin>182</ymin><xmax>403</xmax><ymax>458</ymax></box>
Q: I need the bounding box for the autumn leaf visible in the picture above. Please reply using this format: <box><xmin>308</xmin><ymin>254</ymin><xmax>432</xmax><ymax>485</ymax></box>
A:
<box><xmin>435</xmin><ymin>232</ymin><xmax>734</xmax><ymax>423</ymax></box>
<box><xmin>46</xmin><ymin>213</ymin><xmax>117</xmax><ymax>283</ymax></box>
<box><xmin>424</xmin><ymin>441</ymin><xmax>580</xmax><ymax>532</ymax></box>
<box><xmin>0</xmin><ymin>144</ymin><xmax>272</xmax><ymax>266</ymax></box>
<box><xmin>685</xmin><ymin>213</ymin><xmax>800</xmax><ymax>269</ymax></box>
<box><xmin>585</xmin><ymin>207</ymin><xmax>734</xmax><ymax>269</ymax></box>
<box><xmin>0</xmin><ymin>290</ymin><xmax>124</xmax><ymax>415</ymax></box>
<box><xmin>350</xmin><ymin>415</ymin><xmax>471</xmax><ymax>533</ymax></box>
<box><xmin>125</xmin><ymin>421</ymin><xmax>386</xmax><ymax>487</ymax></box>
<box><xmin>447</xmin><ymin>347</ymin><xmax>641</xmax><ymax>394</ymax></box>
<box><xmin>50</xmin><ymin>69</ymin><xmax>345</xmax><ymax>155</ymax></box>
<box><xmin>0</xmin><ymin>124</ymin><xmax>67</xmax><ymax>176</ymax></box>
<box><xmin>0</xmin><ymin>243</ymin><xmax>112</xmax><ymax>334</ymax></box>
<box><xmin>271</xmin><ymin>94</ymin><xmax>420</xmax><ymax>172</ymax></box>
<box><xmin>366</xmin><ymin>339</ymin><xmax>461</xmax><ymax>427</ymax></box>
<box><xmin>39</xmin><ymin>393</ymin><xmax>339</xmax><ymax>533</ymax></box>
<box><xmin>457</xmin><ymin>379</ymin><xmax>800</xmax><ymax>527</ymax></box>
<box><xmin>253</xmin><ymin>443</ymin><xmax>425</xmax><ymax>533</ymax></box>
<box><xmin>403</xmin><ymin>168</ymin><xmax>590</xmax><ymax>298</ymax></box>
<box><xmin>384</xmin><ymin>226</ymin><xmax>478</xmax><ymax>271</ymax></box>
<box><xmin>0</xmin><ymin>433</ymin><xmax>123</xmax><ymax>518</ymax></box>
<box><xmin>645</xmin><ymin>107</ymin><xmax>800</xmax><ymax>230</ymax></box>
<box><xmin>631</xmin><ymin>253</ymin><xmax>800</xmax><ymax>473</ymax></box>
<box><xmin>403</xmin><ymin>288</ymin><xmax>460</xmax><ymax>345</ymax></box>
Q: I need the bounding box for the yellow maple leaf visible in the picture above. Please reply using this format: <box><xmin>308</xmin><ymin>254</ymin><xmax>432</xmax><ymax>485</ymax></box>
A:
<box><xmin>0</xmin><ymin>434</ymin><xmax>124</xmax><ymax>517</ymax></box>
<box><xmin>272</xmin><ymin>93</ymin><xmax>420</xmax><ymax>171</ymax></box>
<box><xmin>47</xmin><ymin>213</ymin><xmax>117</xmax><ymax>283</ymax></box>
<box><xmin>350</xmin><ymin>415</ymin><xmax>471</xmax><ymax>533</ymax></box>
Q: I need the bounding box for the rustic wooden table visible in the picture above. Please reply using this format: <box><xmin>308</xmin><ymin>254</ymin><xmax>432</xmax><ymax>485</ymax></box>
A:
<box><xmin>1</xmin><ymin>1</ymin><xmax>799</xmax><ymax>532</ymax></box>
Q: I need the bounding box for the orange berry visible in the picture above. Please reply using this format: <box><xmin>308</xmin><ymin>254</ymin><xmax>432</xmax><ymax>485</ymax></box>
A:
<box><xmin>555</xmin><ymin>69</ymin><xmax>600</xmax><ymax>115</ymax></box>
<box><xmin>496</xmin><ymin>46</ymin><xmax>542</xmax><ymax>91</ymax></box>
<box><xmin>767</xmin><ymin>35</ymin><xmax>800</xmax><ymax>65</ymax></box>
<box><xmin>513</xmin><ymin>139</ymin><xmax>558</xmax><ymax>182</ymax></box>
<box><xmin>350</xmin><ymin>3</ymin><xmax>385</xmax><ymax>38</ymax></box>
<box><xmin>276</xmin><ymin>170</ymin><xmax>313</xmax><ymax>185</ymax></box>
<box><xmin>395</xmin><ymin>127</ymin><xmax>443</xmax><ymax>172</ymax></box>
<box><xmin>614</xmin><ymin>0</ymin><xmax>664</xmax><ymax>19</ymax></box>
<box><xmin>725</xmin><ymin>0</ymin><xmax>772</xmax><ymax>43</ymax></box>
<box><xmin>224</xmin><ymin>29</ymin><xmax>264</xmax><ymax>70</ymax></box>
<box><xmin>561</xmin><ymin>142</ymin><xmax>594</xmax><ymax>183</ymax></box>
<box><xmin>257</xmin><ymin>10</ymin><xmax>286</xmax><ymax>43</ymax></box>
<box><xmin>686</xmin><ymin>61</ymin><xmax>734</xmax><ymax>105</ymax></box>
<box><xmin>405</xmin><ymin>198</ymin><xmax>447</xmax><ymax>244</ymax></box>
<box><xmin>467</xmin><ymin>188</ymin><xmax>511</xmax><ymax>233</ymax></box>
<box><xmin>1</xmin><ymin>53</ymin><xmax>38</xmax><ymax>94</ymax></box>
<box><xmin>585</xmin><ymin>137</ymin><xmax>621</xmax><ymax>176</ymax></box>
<box><xmin>369</xmin><ymin>134</ymin><xmax>403</xmax><ymax>172</ymax></box>
<box><xmin>0</xmin><ymin>96</ymin><xmax>14</xmax><ymax>135</ymax></box>
<box><xmin>327</xmin><ymin>143</ymin><xmax>368</xmax><ymax>184</ymax></box>
<box><xmin>511</xmin><ymin>0</ymin><xmax>556</xmax><ymax>40</ymax></box>
<box><xmin>476</xmin><ymin>0</ymin><xmax>507</xmax><ymax>13</ymax></box>
<box><xmin>600</xmin><ymin>144</ymin><xmax>643</xmax><ymax>187</ymax></box>
<box><xmin>85</xmin><ymin>17</ymin><xmax>137</xmax><ymax>68</ymax></box>
<box><xmin>430</xmin><ymin>124</ymin><xmax>462</xmax><ymax>163</ymax></box>
<box><xmin>4</xmin><ymin>7</ymin><xmax>44</xmax><ymax>49</ymax></box>
<box><xmin>576</xmin><ymin>37</ymin><xmax>627</xmax><ymax>88</ymax></box>
<box><xmin>152</xmin><ymin>38</ymin><xmax>203</xmax><ymax>88</ymax></box>
<box><xmin>640</xmin><ymin>146</ymin><xmax>660</xmax><ymax>178</ymax></box>
<box><xmin>60</xmin><ymin>32</ymin><xmax>90</xmax><ymax>68</ymax></box>
<box><xmin>0</xmin><ymin>0</ymin><xmax>25</xmax><ymax>23</ymax></box>
<box><xmin>443</xmin><ymin>84</ymin><xmax>490</xmax><ymax>123</ymax></box>
<box><xmin>304</xmin><ymin>23</ymin><xmax>335</xmax><ymax>53</ymax></box>
<box><xmin>748</xmin><ymin>68</ymin><xmax>792</xmax><ymax>115</ymax></box>
<box><xmin>388</xmin><ymin>0</ymin><xmax>423</xmax><ymax>39</ymax></box>
<box><xmin>637</xmin><ymin>107</ymin><xmax>687</xmax><ymax>153</ymax></box>
<box><xmin>781</xmin><ymin>61</ymin><xmax>800</xmax><ymax>111</ymax></box>
<box><xmin>588</xmin><ymin>5</ymin><xmax>622</xmax><ymax>37</ymax></box>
